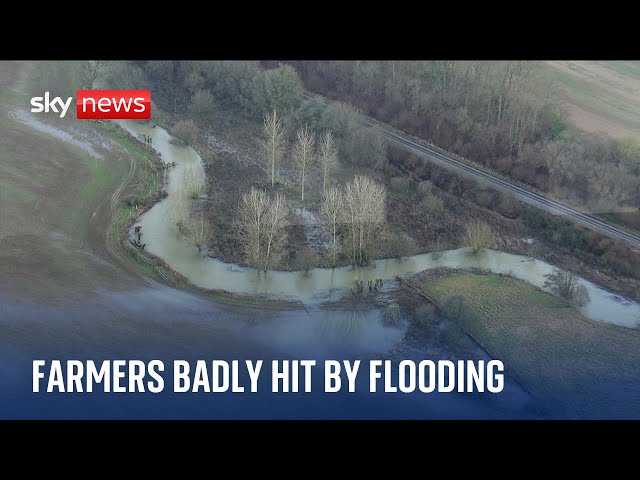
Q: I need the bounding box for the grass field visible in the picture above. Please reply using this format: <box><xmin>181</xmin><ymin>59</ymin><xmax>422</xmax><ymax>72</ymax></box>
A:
<box><xmin>543</xmin><ymin>60</ymin><xmax>640</xmax><ymax>140</ymax></box>
<box><xmin>422</xmin><ymin>272</ymin><xmax>640</xmax><ymax>418</ymax></box>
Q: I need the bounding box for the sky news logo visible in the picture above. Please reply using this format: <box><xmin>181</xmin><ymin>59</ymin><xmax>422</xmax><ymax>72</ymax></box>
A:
<box><xmin>30</xmin><ymin>90</ymin><xmax>151</xmax><ymax>120</ymax></box>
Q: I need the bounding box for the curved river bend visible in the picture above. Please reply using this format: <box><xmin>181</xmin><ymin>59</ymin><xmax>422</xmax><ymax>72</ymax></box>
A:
<box><xmin>118</xmin><ymin>121</ymin><xmax>640</xmax><ymax>329</ymax></box>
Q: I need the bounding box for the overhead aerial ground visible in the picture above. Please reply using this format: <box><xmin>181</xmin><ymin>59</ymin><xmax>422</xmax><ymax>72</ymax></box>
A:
<box><xmin>0</xmin><ymin>60</ymin><xmax>638</xmax><ymax>419</ymax></box>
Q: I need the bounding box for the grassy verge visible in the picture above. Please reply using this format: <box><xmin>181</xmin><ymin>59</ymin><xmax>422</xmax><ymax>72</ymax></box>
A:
<box><xmin>98</xmin><ymin>121</ymin><xmax>299</xmax><ymax>310</ymax></box>
<box><xmin>421</xmin><ymin>271</ymin><xmax>640</xmax><ymax>418</ymax></box>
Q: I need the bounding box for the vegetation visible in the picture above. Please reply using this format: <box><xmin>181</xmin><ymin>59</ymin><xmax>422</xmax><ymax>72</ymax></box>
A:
<box><xmin>123</xmin><ymin>60</ymin><xmax>639</xmax><ymax>292</ymax></box>
<box><xmin>182</xmin><ymin>163</ymin><xmax>206</xmax><ymax>200</ymax></box>
<box><xmin>320</xmin><ymin>186</ymin><xmax>343</xmax><ymax>266</ymax></box>
<box><xmin>235</xmin><ymin>187</ymin><xmax>290</xmax><ymax>272</ymax></box>
<box><xmin>414</xmin><ymin>303</ymin><xmax>437</xmax><ymax>327</ymax></box>
<box><xmin>292</xmin><ymin>126</ymin><xmax>315</xmax><ymax>202</ymax></box>
<box><xmin>287</xmin><ymin>61</ymin><xmax>640</xmax><ymax>213</ymax></box>
<box><xmin>383</xmin><ymin>303</ymin><xmax>402</xmax><ymax>326</ymax></box>
<box><xmin>543</xmin><ymin>268</ymin><xmax>591</xmax><ymax>307</ymax></box>
<box><xmin>181</xmin><ymin>212</ymin><xmax>214</xmax><ymax>252</ymax></box>
<box><xmin>422</xmin><ymin>272</ymin><xmax>640</xmax><ymax>418</ymax></box>
<box><xmin>171</xmin><ymin>119</ymin><xmax>198</xmax><ymax>146</ymax></box>
<box><xmin>319</xmin><ymin>132</ymin><xmax>339</xmax><ymax>195</ymax></box>
<box><xmin>350</xmin><ymin>276</ymin><xmax>364</xmax><ymax>296</ymax></box>
<box><xmin>261</xmin><ymin>109</ymin><xmax>286</xmax><ymax>187</ymax></box>
<box><xmin>463</xmin><ymin>220</ymin><xmax>494</xmax><ymax>254</ymax></box>
<box><xmin>191</xmin><ymin>89</ymin><xmax>216</xmax><ymax>121</ymax></box>
<box><xmin>342</xmin><ymin>176</ymin><xmax>387</xmax><ymax>266</ymax></box>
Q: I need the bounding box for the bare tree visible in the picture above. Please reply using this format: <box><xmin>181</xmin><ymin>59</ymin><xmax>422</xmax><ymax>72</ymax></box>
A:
<box><xmin>320</xmin><ymin>186</ymin><xmax>343</xmax><ymax>266</ymax></box>
<box><xmin>182</xmin><ymin>163</ymin><xmax>206</xmax><ymax>200</ymax></box>
<box><xmin>463</xmin><ymin>220</ymin><xmax>494</xmax><ymax>254</ymax></box>
<box><xmin>236</xmin><ymin>187</ymin><xmax>289</xmax><ymax>272</ymax></box>
<box><xmin>262</xmin><ymin>192</ymin><xmax>289</xmax><ymax>272</ymax></box>
<box><xmin>319</xmin><ymin>132</ymin><xmax>338</xmax><ymax>195</ymax></box>
<box><xmin>262</xmin><ymin>109</ymin><xmax>286</xmax><ymax>187</ymax></box>
<box><xmin>81</xmin><ymin>60</ymin><xmax>109</xmax><ymax>89</ymax></box>
<box><xmin>167</xmin><ymin>195</ymin><xmax>190</xmax><ymax>228</ymax></box>
<box><xmin>183</xmin><ymin>212</ymin><xmax>213</xmax><ymax>252</ymax></box>
<box><xmin>544</xmin><ymin>268</ymin><xmax>591</xmax><ymax>307</ymax></box>
<box><xmin>292</xmin><ymin>126</ymin><xmax>315</xmax><ymax>202</ymax></box>
<box><xmin>237</xmin><ymin>188</ymin><xmax>269</xmax><ymax>268</ymax></box>
<box><xmin>341</xmin><ymin>175</ymin><xmax>387</xmax><ymax>266</ymax></box>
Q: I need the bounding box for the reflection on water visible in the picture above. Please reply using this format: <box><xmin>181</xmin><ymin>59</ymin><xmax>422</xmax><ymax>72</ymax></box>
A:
<box><xmin>317</xmin><ymin>308</ymin><xmax>373</xmax><ymax>346</ymax></box>
<box><xmin>118</xmin><ymin>120</ymin><xmax>640</xmax><ymax>329</ymax></box>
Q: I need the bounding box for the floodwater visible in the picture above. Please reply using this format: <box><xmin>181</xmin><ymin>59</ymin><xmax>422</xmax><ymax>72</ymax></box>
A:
<box><xmin>119</xmin><ymin>120</ymin><xmax>640</xmax><ymax>329</ymax></box>
<box><xmin>10</xmin><ymin>109</ymin><xmax>103</xmax><ymax>159</ymax></box>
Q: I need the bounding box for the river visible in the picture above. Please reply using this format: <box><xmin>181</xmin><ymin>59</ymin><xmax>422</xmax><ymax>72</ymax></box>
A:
<box><xmin>117</xmin><ymin>121</ymin><xmax>640</xmax><ymax>329</ymax></box>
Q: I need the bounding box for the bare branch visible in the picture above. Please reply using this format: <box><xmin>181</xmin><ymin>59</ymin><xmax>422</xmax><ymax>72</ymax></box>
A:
<box><xmin>292</xmin><ymin>126</ymin><xmax>315</xmax><ymax>202</ymax></box>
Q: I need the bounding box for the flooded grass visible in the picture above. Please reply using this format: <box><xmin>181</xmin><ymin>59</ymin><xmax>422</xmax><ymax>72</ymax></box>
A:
<box><xmin>422</xmin><ymin>272</ymin><xmax>640</xmax><ymax>418</ymax></box>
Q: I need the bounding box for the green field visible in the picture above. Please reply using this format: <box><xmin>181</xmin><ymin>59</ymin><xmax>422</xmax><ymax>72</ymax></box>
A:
<box><xmin>422</xmin><ymin>272</ymin><xmax>640</xmax><ymax>418</ymax></box>
<box><xmin>543</xmin><ymin>60</ymin><xmax>640</xmax><ymax>140</ymax></box>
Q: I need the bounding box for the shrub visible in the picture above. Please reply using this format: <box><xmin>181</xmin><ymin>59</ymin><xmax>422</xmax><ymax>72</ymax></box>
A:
<box><xmin>417</xmin><ymin>180</ymin><xmax>433</xmax><ymax>197</ymax></box>
<box><xmin>182</xmin><ymin>163</ymin><xmax>206</xmax><ymax>200</ymax></box>
<box><xmin>170</xmin><ymin>119</ymin><xmax>198</xmax><ymax>146</ymax></box>
<box><xmin>296</xmin><ymin>247</ymin><xmax>317</xmax><ymax>277</ymax></box>
<box><xmin>182</xmin><ymin>212</ymin><xmax>213</xmax><ymax>252</ymax></box>
<box><xmin>497</xmin><ymin>192</ymin><xmax>519</xmax><ymax>219</ymax></box>
<box><xmin>573</xmin><ymin>284</ymin><xmax>590</xmax><ymax>307</ymax></box>
<box><xmin>390</xmin><ymin>176</ymin><xmax>412</xmax><ymax>193</ymax></box>
<box><xmin>476</xmin><ymin>189</ymin><xmax>494</xmax><ymax>208</ymax></box>
<box><xmin>191</xmin><ymin>89</ymin><xmax>216</xmax><ymax>120</ymax></box>
<box><xmin>421</xmin><ymin>194</ymin><xmax>444</xmax><ymax>213</ymax></box>
<box><xmin>543</xmin><ymin>268</ymin><xmax>591</xmax><ymax>306</ymax></box>
<box><xmin>383</xmin><ymin>303</ymin><xmax>401</xmax><ymax>326</ymax></box>
<box><xmin>463</xmin><ymin>220</ymin><xmax>494</xmax><ymax>254</ymax></box>
<box><xmin>351</xmin><ymin>275</ymin><xmax>364</xmax><ymax>296</ymax></box>
<box><xmin>414</xmin><ymin>304</ymin><xmax>438</xmax><ymax>328</ymax></box>
<box><xmin>390</xmin><ymin>232</ymin><xmax>418</xmax><ymax>260</ymax></box>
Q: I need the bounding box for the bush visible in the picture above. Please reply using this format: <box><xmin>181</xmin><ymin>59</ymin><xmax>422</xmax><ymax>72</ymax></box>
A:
<box><xmin>573</xmin><ymin>284</ymin><xmax>590</xmax><ymax>307</ymax></box>
<box><xmin>388</xmin><ymin>232</ymin><xmax>418</xmax><ymax>260</ymax></box>
<box><xmin>476</xmin><ymin>189</ymin><xmax>494</xmax><ymax>208</ymax></box>
<box><xmin>351</xmin><ymin>276</ymin><xmax>364</xmax><ymax>296</ymax></box>
<box><xmin>383</xmin><ymin>304</ymin><xmax>401</xmax><ymax>326</ymax></box>
<box><xmin>543</xmin><ymin>268</ymin><xmax>591</xmax><ymax>306</ymax></box>
<box><xmin>497</xmin><ymin>192</ymin><xmax>519</xmax><ymax>219</ymax></box>
<box><xmin>463</xmin><ymin>220</ymin><xmax>494</xmax><ymax>254</ymax></box>
<box><xmin>170</xmin><ymin>119</ymin><xmax>198</xmax><ymax>146</ymax></box>
<box><xmin>390</xmin><ymin>176</ymin><xmax>412</xmax><ymax>193</ymax></box>
<box><xmin>263</xmin><ymin>64</ymin><xmax>303</xmax><ymax>113</ymax></box>
<box><xmin>417</xmin><ymin>180</ymin><xmax>433</xmax><ymax>197</ymax></box>
<box><xmin>191</xmin><ymin>89</ymin><xmax>216</xmax><ymax>120</ymax></box>
<box><xmin>421</xmin><ymin>194</ymin><xmax>444</xmax><ymax>213</ymax></box>
<box><xmin>296</xmin><ymin>247</ymin><xmax>317</xmax><ymax>277</ymax></box>
<box><xmin>181</xmin><ymin>212</ymin><xmax>213</xmax><ymax>253</ymax></box>
<box><xmin>414</xmin><ymin>304</ymin><xmax>438</xmax><ymax>327</ymax></box>
<box><xmin>182</xmin><ymin>163</ymin><xmax>206</xmax><ymax>200</ymax></box>
<box><xmin>341</xmin><ymin>128</ymin><xmax>386</xmax><ymax>168</ymax></box>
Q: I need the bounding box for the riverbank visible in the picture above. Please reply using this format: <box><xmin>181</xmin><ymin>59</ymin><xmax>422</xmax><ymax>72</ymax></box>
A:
<box><xmin>99</xmin><ymin>121</ymin><xmax>301</xmax><ymax>310</ymax></box>
<box><xmin>145</xmin><ymin>98</ymin><xmax>640</xmax><ymax>303</ymax></box>
<box><xmin>403</xmin><ymin>268</ymin><xmax>640</xmax><ymax>418</ymax></box>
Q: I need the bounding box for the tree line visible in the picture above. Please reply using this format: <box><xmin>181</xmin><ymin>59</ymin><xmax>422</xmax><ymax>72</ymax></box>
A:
<box><xmin>282</xmin><ymin>61</ymin><xmax>639</xmax><ymax>212</ymax></box>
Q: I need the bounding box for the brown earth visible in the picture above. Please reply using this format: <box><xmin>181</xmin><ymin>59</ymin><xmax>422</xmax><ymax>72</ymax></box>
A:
<box><xmin>544</xmin><ymin>61</ymin><xmax>640</xmax><ymax>140</ymax></box>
